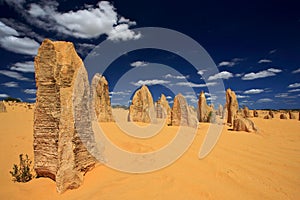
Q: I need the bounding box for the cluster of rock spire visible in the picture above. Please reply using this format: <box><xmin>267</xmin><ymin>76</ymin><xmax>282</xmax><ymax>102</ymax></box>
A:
<box><xmin>32</xmin><ymin>39</ymin><xmax>299</xmax><ymax>193</ymax></box>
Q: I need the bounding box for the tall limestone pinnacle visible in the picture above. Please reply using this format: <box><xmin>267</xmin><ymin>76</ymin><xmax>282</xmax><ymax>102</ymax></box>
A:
<box><xmin>226</xmin><ymin>88</ymin><xmax>239</xmax><ymax>125</ymax></box>
<box><xmin>171</xmin><ymin>93</ymin><xmax>197</xmax><ymax>127</ymax></box>
<box><xmin>34</xmin><ymin>39</ymin><xmax>98</xmax><ymax>193</ymax></box>
<box><xmin>91</xmin><ymin>73</ymin><xmax>114</xmax><ymax>122</ymax></box>
<box><xmin>198</xmin><ymin>91</ymin><xmax>213</xmax><ymax>122</ymax></box>
<box><xmin>128</xmin><ymin>85</ymin><xmax>155</xmax><ymax>123</ymax></box>
<box><xmin>155</xmin><ymin>94</ymin><xmax>171</xmax><ymax>125</ymax></box>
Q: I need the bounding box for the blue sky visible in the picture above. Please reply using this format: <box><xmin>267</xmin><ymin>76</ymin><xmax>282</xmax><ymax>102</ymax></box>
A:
<box><xmin>0</xmin><ymin>0</ymin><xmax>299</xmax><ymax>109</ymax></box>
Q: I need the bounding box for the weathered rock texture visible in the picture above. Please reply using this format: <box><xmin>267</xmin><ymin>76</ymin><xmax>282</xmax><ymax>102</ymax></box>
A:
<box><xmin>0</xmin><ymin>101</ymin><xmax>7</xmax><ymax>112</ymax></box>
<box><xmin>269</xmin><ymin>110</ymin><xmax>274</xmax><ymax>118</ymax></box>
<box><xmin>233</xmin><ymin>116</ymin><xmax>257</xmax><ymax>132</ymax></box>
<box><xmin>34</xmin><ymin>39</ymin><xmax>97</xmax><ymax>193</ymax></box>
<box><xmin>217</xmin><ymin>104</ymin><xmax>223</xmax><ymax>117</ymax></box>
<box><xmin>242</xmin><ymin>106</ymin><xmax>250</xmax><ymax>118</ymax></box>
<box><xmin>198</xmin><ymin>91</ymin><xmax>213</xmax><ymax>122</ymax></box>
<box><xmin>288</xmin><ymin>111</ymin><xmax>296</xmax><ymax>119</ymax></box>
<box><xmin>91</xmin><ymin>73</ymin><xmax>114</xmax><ymax>122</ymax></box>
<box><xmin>128</xmin><ymin>85</ymin><xmax>154</xmax><ymax>123</ymax></box>
<box><xmin>264</xmin><ymin>115</ymin><xmax>271</xmax><ymax>119</ymax></box>
<box><xmin>155</xmin><ymin>94</ymin><xmax>171</xmax><ymax>125</ymax></box>
<box><xmin>279</xmin><ymin>113</ymin><xmax>287</xmax><ymax>119</ymax></box>
<box><xmin>171</xmin><ymin>93</ymin><xmax>197</xmax><ymax>127</ymax></box>
<box><xmin>226</xmin><ymin>89</ymin><xmax>239</xmax><ymax>125</ymax></box>
<box><xmin>280</xmin><ymin>113</ymin><xmax>287</xmax><ymax>119</ymax></box>
<box><xmin>253</xmin><ymin>110</ymin><xmax>259</xmax><ymax>117</ymax></box>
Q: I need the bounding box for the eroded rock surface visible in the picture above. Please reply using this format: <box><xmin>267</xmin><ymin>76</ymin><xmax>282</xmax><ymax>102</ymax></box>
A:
<box><xmin>34</xmin><ymin>39</ymin><xmax>97</xmax><ymax>193</ymax></box>
<box><xmin>171</xmin><ymin>93</ymin><xmax>197</xmax><ymax>127</ymax></box>
<box><xmin>226</xmin><ymin>89</ymin><xmax>239</xmax><ymax>125</ymax></box>
<box><xmin>198</xmin><ymin>91</ymin><xmax>213</xmax><ymax>122</ymax></box>
<box><xmin>91</xmin><ymin>73</ymin><xmax>114</xmax><ymax>122</ymax></box>
<box><xmin>128</xmin><ymin>85</ymin><xmax>154</xmax><ymax>123</ymax></box>
<box><xmin>233</xmin><ymin>116</ymin><xmax>257</xmax><ymax>132</ymax></box>
<box><xmin>155</xmin><ymin>94</ymin><xmax>171</xmax><ymax>125</ymax></box>
<box><xmin>0</xmin><ymin>101</ymin><xmax>6</xmax><ymax>112</ymax></box>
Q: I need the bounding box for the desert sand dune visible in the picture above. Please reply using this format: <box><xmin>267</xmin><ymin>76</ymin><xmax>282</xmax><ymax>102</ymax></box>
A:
<box><xmin>0</xmin><ymin>104</ymin><xmax>300</xmax><ymax>200</ymax></box>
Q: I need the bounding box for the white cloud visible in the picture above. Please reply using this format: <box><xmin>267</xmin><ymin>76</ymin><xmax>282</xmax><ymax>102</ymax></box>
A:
<box><xmin>269</xmin><ymin>49</ymin><xmax>277</xmax><ymax>54</ymax></box>
<box><xmin>108</xmin><ymin>24</ymin><xmax>141</xmax><ymax>41</ymax></box>
<box><xmin>288</xmin><ymin>89</ymin><xmax>300</xmax><ymax>93</ymax></box>
<box><xmin>267</xmin><ymin>68</ymin><xmax>282</xmax><ymax>73</ymax></box>
<box><xmin>27</xmin><ymin>1</ymin><xmax>140</xmax><ymax>41</ymax></box>
<box><xmin>24</xmin><ymin>89</ymin><xmax>36</xmax><ymax>94</ymax></box>
<box><xmin>236</xmin><ymin>95</ymin><xmax>249</xmax><ymax>99</ymax></box>
<box><xmin>131</xmin><ymin>79</ymin><xmax>170</xmax><ymax>87</ymax></box>
<box><xmin>166</xmin><ymin>96</ymin><xmax>172</xmax><ymax>99</ymax></box>
<box><xmin>235</xmin><ymin>73</ymin><xmax>244</xmax><ymax>77</ymax></box>
<box><xmin>0</xmin><ymin>36</ymin><xmax>39</xmax><ymax>55</ymax></box>
<box><xmin>258</xmin><ymin>59</ymin><xmax>272</xmax><ymax>63</ymax></box>
<box><xmin>164</xmin><ymin>74</ymin><xmax>188</xmax><ymax>79</ymax></box>
<box><xmin>208</xmin><ymin>71</ymin><xmax>233</xmax><ymax>81</ymax></box>
<box><xmin>292</xmin><ymin>68</ymin><xmax>300</xmax><ymax>74</ymax></box>
<box><xmin>197</xmin><ymin>70</ymin><xmax>207</xmax><ymax>75</ymax></box>
<box><xmin>0</xmin><ymin>94</ymin><xmax>9</xmax><ymax>98</ymax></box>
<box><xmin>288</xmin><ymin>83</ymin><xmax>300</xmax><ymax>88</ymax></box>
<box><xmin>175</xmin><ymin>82</ymin><xmax>217</xmax><ymax>87</ymax></box>
<box><xmin>218</xmin><ymin>58</ymin><xmax>243</xmax><ymax>67</ymax></box>
<box><xmin>2</xmin><ymin>81</ymin><xmax>18</xmax><ymax>87</ymax></box>
<box><xmin>256</xmin><ymin>98</ymin><xmax>273</xmax><ymax>103</ymax></box>
<box><xmin>10</xmin><ymin>61</ymin><xmax>34</xmax><ymax>73</ymax></box>
<box><xmin>218</xmin><ymin>61</ymin><xmax>234</xmax><ymax>67</ymax></box>
<box><xmin>0</xmin><ymin>70</ymin><xmax>30</xmax><ymax>81</ymax></box>
<box><xmin>109</xmin><ymin>91</ymin><xmax>131</xmax><ymax>96</ymax></box>
<box><xmin>242</xmin><ymin>68</ymin><xmax>282</xmax><ymax>80</ymax></box>
<box><xmin>244</xmin><ymin>89</ymin><xmax>264</xmax><ymax>94</ymax></box>
<box><xmin>0</xmin><ymin>21</ymin><xmax>19</xmax><ymax>37</ymax></box>
<box><xmin>130</xmin><ymin>61</ymin><xmax>148</xmax><ymax>67</ymax></box>
<box><xmin>275</xmin><ymin>93</ymin><xmax>288</xmax><ymax>98</ymax></box>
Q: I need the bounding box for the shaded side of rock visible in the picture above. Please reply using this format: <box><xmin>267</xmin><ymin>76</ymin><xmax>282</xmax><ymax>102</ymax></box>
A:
<box><xmin>288</xmin><ymin>111</ymin><xmax>296</xmax><ymax>119</ymax></box>
<box><xmin>226</xmin><ymin>88</ymin><xmax>239</xmax><ymax>125</ymax></box>
<box><xmin>280</xmin><ymin>113</ymin><xmax>287</xmax><ymax>119</ymax></box>
<box><xmin>269</xmin><ymin>110</ymin><xmax>274</xmax><ymax>118</ymax></box>
<box><xmin>233</xmin><ymin>116</ymin><xmax>257</xmax><ymax>132</ymax></box>
<box><xmin>34</xmin><ymin>39</ymin><xmax>97</xmax><ymax>193</ymax></box>
<box><xmin>91</xmin><ymin>73</ymin><xmax>114</xmax><ymax>122</ymax></box>
<box><xmin>128</xmin><ymin>85</ymin><xmax>154</xmax><ymax>123</ymax></box>
<box><xmin>264</xmin><ymin>115</ymin><xmax>271</xmax><ymax>119</ymax></box>
<box><xmin>253</xmin><ymin>110</ymin><xmax>259</xmax><ymax>117</ymax></box>
<box><xmin>0</xmin><ymin>101</ymin><xmax>7</xmax><ymax>112</ymax></box>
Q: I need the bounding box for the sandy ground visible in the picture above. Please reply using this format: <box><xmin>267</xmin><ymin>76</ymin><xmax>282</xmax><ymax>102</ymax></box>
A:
<box><xmin>0</xmin><ymin>104</ymin><xmax>299</xmax><ymax>200</ymax></box>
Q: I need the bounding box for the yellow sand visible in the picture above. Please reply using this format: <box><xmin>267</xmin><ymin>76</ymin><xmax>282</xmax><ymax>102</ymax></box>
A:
<box><xmin>0</xmin><ymin>104</ymin><xmax>299</xmax><ymax>200</ymax></box>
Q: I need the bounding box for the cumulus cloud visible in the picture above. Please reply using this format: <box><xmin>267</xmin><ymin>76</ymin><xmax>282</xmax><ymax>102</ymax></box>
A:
<box><xmin>130</xmin><ymin>61</ymin><xmax>148</xmax><ymax>67</ymax></box>
<box><xmin>109</xmin><ymin>91</ymin><xmax>131</xmax><ymax>96</ymax></box>
<box><xmin>24</xmin><ymin>89</ymin><xmax>36</xmax><ymax>94</ymax></box>
<box><xmin>288</xmin><ymin>83</ymin><xmax>300</xmax><ymax>88</ymax></box>
<box><xmin>27</xmin><ymin>1</ymin><xmax>140</xmax><ymax>41</ymax></box>
<box><xmin>258</xmin><ymin>59</ymin><xmax>272</xmax><ymax>63</ymax></box>
<box><xmin>242</xmin><ymin>68</ymin><xmax>282</xmax><ymax>80</ymax></box>
<box><xmin>10</xmin><ymin>61</ymin><xmax>34</xmax><ymax>72</ymax></box>
<box><xmin>0</xmin><ymin>34</ymin><xmax>39</xmax><ymax>55</ymax></box>
<box><xmin>208</xmin><ymin>71</ymin><xmax>233</xmax><ymax>81</ymax></box>
<box><xmin>275</xmin><ymin>93</ymin><xmax>288</xmax><ymax>98</ymax></box>
<box><xmin>164</xmin><ymin>74</ymin><xmax>188</xmax><ymax>79</ymax></box>
<box><xmin>256</xmin><ymin>98</ymin><xmax>273</xmax><ymax>103</ymax></box>
<box><xmin>292</xmin><ymin>68</ymin><xmax>300</xmax><ymax>74</ymax></box>
<box><xmin>244</xmin><ymin>89</ymin><xmax>264</xmax><ymax>94</ymax></box>
<box><xmin>175</xmin><ymin>82</ymin><xmax>217</xmax><ymax>87</ymax></box>
<box><xmin>2</xmin><ymin>81</ymin><xmax>19</xmax><ymax>87</ymax></box>
<box><xmin>131</xmin><ymin>79</ymin><xmax>170</xmax><ymax>87</ymax></box>
<box><xmin>0</xmin><ymin>70</ymin><xmax>30</xmax><ymax>81</ymax></box>
<box><xmin>166</xmin><ymin>96</ymin><xmax>172</xmax><ymax>99</ymax></box>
